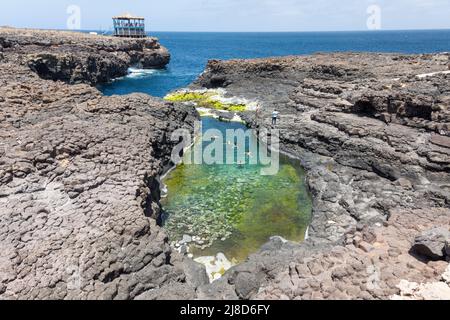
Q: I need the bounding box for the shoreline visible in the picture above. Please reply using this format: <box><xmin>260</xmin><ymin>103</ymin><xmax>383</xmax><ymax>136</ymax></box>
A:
<box><xmin>1</xmin><ymin>27</ymin><xmax>449</xmax><ymax>300</ymax></box>
<box><xmin>188</xmin><ymin>52</ymin><xmax>450</xmax><ymax>299</ymax></box>
<box><xmin>0</xmin><ymin>28</ymin><xmax>203</xmax><ymax>300</ymax></box>
<box><xmin>158</xmin><ymin>111</ymin><xmax>312</xmax><ymax>283</ymax></box>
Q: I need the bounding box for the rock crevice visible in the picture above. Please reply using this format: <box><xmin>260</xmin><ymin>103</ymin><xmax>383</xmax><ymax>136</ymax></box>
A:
<box><xmin>191</xmin><ymin>52</ymin><xmax>450</xmax><ymax>300</ymax></box>
<box><xmin>0</xmin><ymin>28</ymin><xmax>170</xmax><ymax>85</ymax></box>
<box><xmin>0</xmin><ymin>28</ymin><xmax>201</xmax><ymax>300</ymax></box>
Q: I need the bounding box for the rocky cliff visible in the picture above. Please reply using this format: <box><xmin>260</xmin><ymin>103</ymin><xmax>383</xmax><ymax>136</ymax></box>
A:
<box><xmin>2</xmin><ymin>27</ymin><xmax>449</xmax><ymax>300</ymax></box>
<box><xmin>190</xmin><ymin>53</ymin><xmax>450</xmax><ymax>299</ymax></box>
<box><xmin>0</xmin><ymin>28</ymin><xmax>170</xmax><ymax>85</ymax></box>
<box><xmin>0</xmin><ymin>28</ymin><xmax>205</xmax><ymax>300</ymax></box>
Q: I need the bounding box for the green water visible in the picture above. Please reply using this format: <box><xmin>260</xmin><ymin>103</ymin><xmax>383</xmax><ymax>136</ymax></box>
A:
<box><xmin>161</xmin><ymin>117</ymin><xmax>311</xmax><ymax>263</ymax></box>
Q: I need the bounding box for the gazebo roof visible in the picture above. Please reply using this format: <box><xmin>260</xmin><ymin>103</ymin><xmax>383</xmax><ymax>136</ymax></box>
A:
<box><xmin>112</xmin><ymin>13</ymin><xmax>144</xmax><ymax>20</ymax></box>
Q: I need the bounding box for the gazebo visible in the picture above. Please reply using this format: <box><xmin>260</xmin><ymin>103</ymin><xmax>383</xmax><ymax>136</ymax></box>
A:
<box><xmin>113</xmin><ymin>13</ymin><xmax>146</xmax><ymax>38</ymax></box>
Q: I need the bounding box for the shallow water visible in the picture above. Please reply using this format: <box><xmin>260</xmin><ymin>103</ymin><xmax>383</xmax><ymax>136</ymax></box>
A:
<box><xmin>97</xmin><ymin>29</ymin><xmax>450</xmax><ymax>271</ymax></box>
<box><xmin>161</xmin><ymin>117</ymin><xmax>312</xmax><ymax>263</ymax></box>
<box><xmin>99</xmin><ymin>30</ymin><xmax>450</xmax><ymax>98</ymax></box>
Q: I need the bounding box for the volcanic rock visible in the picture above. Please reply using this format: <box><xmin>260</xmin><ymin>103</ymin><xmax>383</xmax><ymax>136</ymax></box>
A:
<box><xmin>0</xmin><ymin>28</ymin><xmax>199</xmax><ymax>300</ymax></box>
<box><xmin>413</xmin><ymin>228</ymin><xmax>450</xmax><ymax>261</ymax></box>
<box><xmin>190</xmin><ymin>52</ymin><xmax>450</xmax><ymax>300</ymax></box>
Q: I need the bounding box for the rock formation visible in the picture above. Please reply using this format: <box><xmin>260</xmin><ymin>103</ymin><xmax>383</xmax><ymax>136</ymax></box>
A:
<box><xmin>190</xmin><ymin>53</ymin><xmax>450</xmax><ymax>299</ymax></box>
<box><xmin>413</xmin><ymin>228</ymin><xmax>450</xmax><ymax>261</ymax></box>
<box><xmin>0</xmin><ymin>28</ymin><xmax>202</xmax><ymax>300</ymax></box>
<box><xmin>0</xmin><ymin>28</ymin><xmax>170</xmax><ymax>85</ymax></box>
<box><xmin>2</xmin><ymin>27</ymin><xmax>450</xmax><ymax>300</ymax></box>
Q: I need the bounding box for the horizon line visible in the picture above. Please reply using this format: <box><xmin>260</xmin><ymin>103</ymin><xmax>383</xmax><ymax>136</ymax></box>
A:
<box><xmin>148</xmin><ymin>28</ymin><xmax>450</xmax><ymax>33</ymax></box>
<box><xmin>3</xmin><ymin>26</ymin><xmax>450</xmax><ymax>34</ymax></box>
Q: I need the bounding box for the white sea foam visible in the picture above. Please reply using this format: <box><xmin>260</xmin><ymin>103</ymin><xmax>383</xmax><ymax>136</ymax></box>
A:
<box><xmin>126</xmin><ymin>68</ymin><xmax>162</xmax><ymax>79</ymax></box>
<box><xmin>196</xmin><ymin>107</ymin><xmax>220</xmax><ymax>118</ymax></box>
<box><xmin>195</xmin><ymin>253</ymin><xmax>235</xmax><ymax>283</ymax></box>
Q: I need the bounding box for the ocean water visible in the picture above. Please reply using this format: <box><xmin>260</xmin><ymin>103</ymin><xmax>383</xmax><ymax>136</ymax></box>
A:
<box><xmin>98</xmin><ymin>30</ymin><xmax>450</xmax><ymax>267</ymax></box>
<box><xmin>99</xmin><ymin>30</ymin><xmax>450</xmax><ymax>98</ymax></box>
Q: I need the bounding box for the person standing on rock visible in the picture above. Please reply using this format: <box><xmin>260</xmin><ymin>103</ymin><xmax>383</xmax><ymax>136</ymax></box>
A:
<box><xmin>272</xmin><ymin>110</ymin><xmax>279</xmax><ymax>125</ymax></box>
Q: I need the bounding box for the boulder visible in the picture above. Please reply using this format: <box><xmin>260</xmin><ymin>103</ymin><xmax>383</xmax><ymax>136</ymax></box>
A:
<box><xmin>182</xmin><ymin>258</ymin><xmax>210</xmax><ymax>289</ymax></box>
<box><xmin>197</xmin><ymin>278</ymin><xmax>239</xmax><ymax>300</ymax></box>
<box><xmin>0</xmin><ymin>28</ymin><xmax>199</xmax><ymax>300</ymax></box>
<box><xmin>412</xmin><ymin>228</ymin><xmax>450</xmax><ymax>261</ymax></box>
<box><xmin>234</xmin><ymin>272</ymin><xmax>261</xmax><ymax>300</ymax></box>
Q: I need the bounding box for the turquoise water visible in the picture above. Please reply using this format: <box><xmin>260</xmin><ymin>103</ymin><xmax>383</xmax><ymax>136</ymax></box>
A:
<box><xmin>98</xmin><ymin>30</ymin><xmax>450</xmax><ymax>261</ymax></box>
<box><xmin>161</xmin><ymin>117</ymin><xmax>311</xmax><ymax>262</ymax></box>
<box><xmin>99</xmin><ymin>30</ymin><xmax>450</xmax><ymax>98</ymax></box>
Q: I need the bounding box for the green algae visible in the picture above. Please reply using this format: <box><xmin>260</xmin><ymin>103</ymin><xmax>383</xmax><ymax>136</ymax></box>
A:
<box><xmin>227</xmin><ymin>104</ymin><xmax>248</xmax><ymax>112</ymax></box>
<box><xmin>161</xmin><ymin>117</ymin><xmax>312</xmax><ymax>263</ymax></box>
<box><xmin>165</xmin><ymin>91</ymin><xmax>213</xmax><ymax>102</ymax></box>
<box><xmin>164</xmin><ymin>91</ymin><xmax>248</xmax><ymax>112</ymax></box>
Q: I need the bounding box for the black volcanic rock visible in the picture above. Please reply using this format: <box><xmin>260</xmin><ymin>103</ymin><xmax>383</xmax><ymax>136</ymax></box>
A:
<box><xmin>190</xmin><ymin>52</ymin><xmax>450</xmax><ymax>300</ymax></box>
<box><xmin>0</xmin><ymin>28</ymin><xmax>199</xmax><ymax>300</ymax></box>
<box><xmin>0</xmin><ymin>28</ymin><xmax>170</xmax><ymax>85</ymax></box>
<box><xmin>413</xmin><ymin>228</ymin><xmax>450</xmax><ymax>261</ymax></box>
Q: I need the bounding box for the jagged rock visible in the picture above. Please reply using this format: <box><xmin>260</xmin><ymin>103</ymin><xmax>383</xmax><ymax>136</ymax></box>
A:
<box><xmin>190</xmin><ymin>52</ymin><xmax>450</xmax><ymax>300</ymax></box>
<box><xmin>0</xmin><ymin>28</ymin><xmax>200</xmax><ymax>300</ymax></box>
<box><xmin>234</xmin><ymin>272</ymin><xmax>261</xmax><ymax>300</ymax></box>
<box><xmin>2</xmin><ymin>28</ymin><xmax>450</xmax><ymax>301</ymax></box>
<box><xmin>0</xmin><ymin>28</ymin><xmax>170</xmax><ymax>85</ymax></box>
<box><xmin>182</xmin><ymin>258</ymin><xmax>210</xmax><ymax>289</ymax></box>
<box><xmin>193</xmin><ymin>53</ymin><xmax>450</xmax><ymax>242</ymax></box>
<box><xmin>413</xmin><ymin>228</ymin><xmax>450</xmax><ymax>261</ymax></box>
<box><xmin>445</xmin><ymin>240</ymin><xmax>450</xmax><ymax>258</ymax></box>
<box><xmin>197</xmin><ymin>279</ymin><xmax>239</xmax><ymax>300</ymax></box>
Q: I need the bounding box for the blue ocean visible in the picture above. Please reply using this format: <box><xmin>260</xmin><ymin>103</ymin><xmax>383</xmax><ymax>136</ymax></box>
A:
<box><xmin>99</xmin><ymin>29</ymin><xmax>450</xmax><ymax>264</ymax></box>
<box><xmin>99</xmin><ymin>30</ymin><xmax>450</xmax><ymax>97</ymax></box>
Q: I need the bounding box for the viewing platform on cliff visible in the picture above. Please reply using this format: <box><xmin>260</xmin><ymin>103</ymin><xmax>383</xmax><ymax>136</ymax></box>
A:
<box><xmin>113</xmin><ymin>13</ymin><xmax>146</xmax><ymax>38</ymax></box>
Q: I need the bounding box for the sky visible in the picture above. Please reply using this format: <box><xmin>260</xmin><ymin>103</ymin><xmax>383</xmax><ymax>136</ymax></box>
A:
<box><xmin>0</xmin><ymin>0</ymin><xmax>449</xmax><ymax>32</ymax></box>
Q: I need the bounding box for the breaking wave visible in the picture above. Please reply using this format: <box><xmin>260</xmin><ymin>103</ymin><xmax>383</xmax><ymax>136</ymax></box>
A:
<box><xmin>126</xmin><ymin>68</ymin><xmax>165</xmax><ymax>79</ymax></box>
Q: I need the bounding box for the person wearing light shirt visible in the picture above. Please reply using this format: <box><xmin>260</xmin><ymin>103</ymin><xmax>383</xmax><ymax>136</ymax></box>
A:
<box><xmin>272</xmin><ymin>110</ymin><xmax>279</xmax><ymax>125</ymax></box>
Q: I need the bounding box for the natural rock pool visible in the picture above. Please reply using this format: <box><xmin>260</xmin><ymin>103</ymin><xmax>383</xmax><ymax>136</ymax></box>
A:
<box><xmin>161</xmin><ymin>116</ymin><xmax>312</xmax><ymax>268</ymax></box>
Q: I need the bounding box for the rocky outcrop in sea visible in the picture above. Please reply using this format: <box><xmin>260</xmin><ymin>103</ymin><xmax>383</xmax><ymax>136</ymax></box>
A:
<box><xmin>1</xmin><ymin>28</ymin><xmax>170</xmax><ymax>85</ymax></box>
<box><xmin>189</xmin><ymin>53</ymin><xmax>450</xmax><ymax>299</ymax></box>
<box><xmin>0</xmin><ymin>28</ymin><xmax>204</xmax><ymax>300</ymax></box>
<box><xmin>2</xmin><ymin>27</ymin><xmax>449</xmax><ymax>300</ymax></box>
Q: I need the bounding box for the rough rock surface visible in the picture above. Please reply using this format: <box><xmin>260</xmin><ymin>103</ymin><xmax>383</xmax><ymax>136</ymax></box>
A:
<box><xmin>0</xmin><ymin>28</ymin><xmax>200</xmax><ymax>300</ymax></box>
<box><xmin>2</xmin><ymin>28</ymin><xmax>450</xmax><ymax>300</ymax></box>
<box><xmin>393</xmin><ymin>278</ymin><xmax>450</xmax><ymax>300</ymax></box>
<box><xmin>0</xmin><ymin>28</ymin><xmax>170</xmax><ymax>85</ymax></box>
<box><xmin>393</xmin><ymin>263</ymin><xmax>450</xmax><ymax>300</ymax></box>
<box><xmin>412</xmin><ymin>228</ymin><xmax>450</xmax><ymax>261</ymax></box>
<box><xmin>191</xmin><ymin>53</ymin><xmax>450</xmax><ymax>299</ymax></box>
